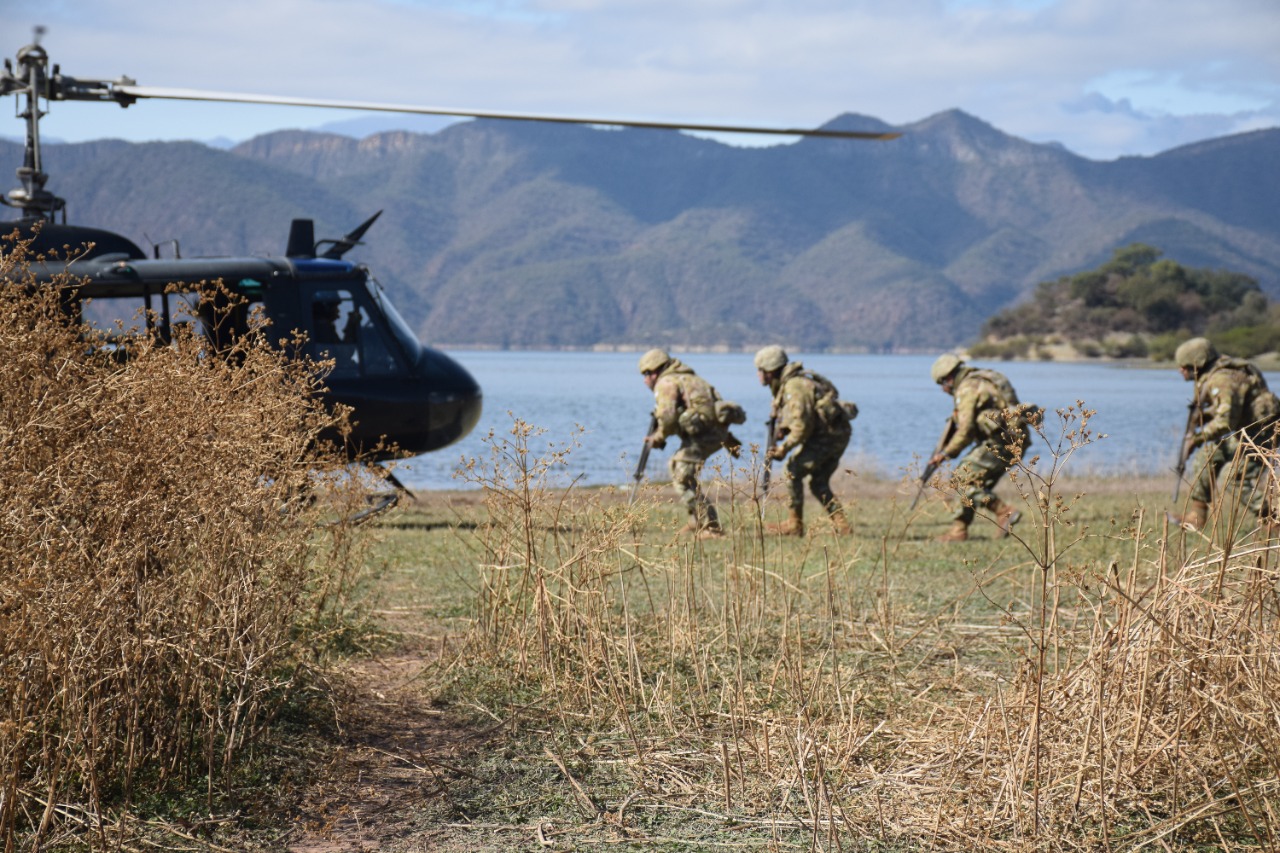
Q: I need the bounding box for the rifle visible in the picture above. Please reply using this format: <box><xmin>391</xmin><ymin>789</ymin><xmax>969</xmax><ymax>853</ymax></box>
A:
<box><xmin>759</xmin><ymin>414</ymin><xmax>777</xmax><ymax>498</ymax></box>
<box><xmin>1172</xmin><ymin>394</ymin><xmax>1201</xmax><ymax>503</ymax></box>
<box><xmin>629</xmin><ymin>414</ymin><xmax>659</xmax><ymax>505</ymax></box>
<box><xmin>911</xmin><ymin>415</ymin><xmax>956</xmax><ymax>511</ymax></box>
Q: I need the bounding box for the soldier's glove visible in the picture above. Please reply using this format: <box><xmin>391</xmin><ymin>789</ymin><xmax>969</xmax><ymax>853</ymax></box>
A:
<box><xmin>646</xmin><ymin>435</ymin><xmax>667</xmax><ymax>450</ymax></box>
<box><xmin>724</xmin><ymin>432</ymin><xmax>742</xmax><ymax>458</ymax></box>
<box><xmin>767</xmin><ymin>446</ymin><xmax>787</xmax><ymax>461</ymax></box>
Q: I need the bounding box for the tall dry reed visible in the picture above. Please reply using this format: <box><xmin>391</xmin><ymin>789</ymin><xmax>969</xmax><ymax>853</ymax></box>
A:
<box><xmin>0</xmin><ymin>236</ymin><xmax>369</xmax><ymax>848</ymax></box>
<box><xmin>444</xmin><ymin>408</ymin><xmax>1280</xmax><ymax>850</ymax></box>
<box><xmin>899</xmin><ymin>425</ymin><xmax>1280</xmax><ymax>850</ymax></box>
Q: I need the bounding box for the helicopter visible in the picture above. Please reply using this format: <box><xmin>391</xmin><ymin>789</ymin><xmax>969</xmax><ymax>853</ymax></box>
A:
<box><xmin>0</xmin><ymin>30</ymin><xmax>899</xmax><ymax>466</ymax></box>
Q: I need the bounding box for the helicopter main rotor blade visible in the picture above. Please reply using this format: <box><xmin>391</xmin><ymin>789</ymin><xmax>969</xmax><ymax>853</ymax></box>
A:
<box><xmin>115</xmin><ymin>85</ymin><xmax>901</xmax><ymax>141</ymax></box>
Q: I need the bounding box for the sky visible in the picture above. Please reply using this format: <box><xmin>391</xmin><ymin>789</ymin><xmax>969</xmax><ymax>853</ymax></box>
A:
<box><xmin>4</xmin><ymin>0</ymin><xmax>1278</xmax><ymax>161</ymax></box>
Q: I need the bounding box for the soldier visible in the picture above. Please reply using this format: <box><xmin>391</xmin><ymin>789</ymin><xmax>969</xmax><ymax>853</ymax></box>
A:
<box><xmin>1171</xmin><ymin>337</ymin><xmax>1279</xmax><ymax>532</ymax></box>
<box><xmin>311</xmin><ymin>299</ymin><xmax>344</xmax><ymax>344</ymax></box>
<box><xmin>928</xmin><ymin>354</ymin><xmax>1030</xmax><ymax>542</ymax></box>
<box><xmin>755</xmin><ymin>346</ymin><xmax>853</xmax><ymax>536</ymax></box>
<box><xmin>639</xmin><ymin>349</ymin><xmax>741</xmax><ymax>537</ymax></box>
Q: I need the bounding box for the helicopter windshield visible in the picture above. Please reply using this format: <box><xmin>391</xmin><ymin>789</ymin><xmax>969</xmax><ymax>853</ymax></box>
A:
<box><xmin>306</xmin><ymin>288</ymin><xmax>402</xmax><ymax>378</ymax></box>
<box><xmin>363</xmin><ymin>274</ymin><xmax>423</xmax><ymax>363</ymax></box>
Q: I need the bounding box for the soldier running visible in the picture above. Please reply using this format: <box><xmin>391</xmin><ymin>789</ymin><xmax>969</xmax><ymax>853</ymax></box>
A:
<box><xmin>1171</xmin><ymin>337</ymin><xmax>1279</xmax><ymax>532</ymax></box>
<box><xmin>928</xmin><ymin>354</ymin><xmax>1031</xmax><ymax>542</ymax></box>
<box><xmin>755</xmin><ymin>346</ymin><xmax>853</xmax><ymax>536</ymax></box>
<box><xmin>639</xmin><ymin>349</ymin><xmax>740</xmax><ymax>537</ymax></box>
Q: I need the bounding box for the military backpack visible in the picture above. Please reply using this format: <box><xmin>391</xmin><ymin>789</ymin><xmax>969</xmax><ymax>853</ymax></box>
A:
<box><xmin>802</xmin><ymin>370</ymin><xmax>858</xmax><ymax>428</ymax></box>
<box><xmin>967</xmin><ymin>368</ymin><xmax>1039</xmax><ymax>445</ymax></box>
<box><xmin>1215</xmin><ymin>357</ymin><xmax>1280</xmax><ymax>435</ymax></box>
<box><xmin>715</xmin><ymin>399</ymin><xmax>748</xmax><ymax>426</ymax></box>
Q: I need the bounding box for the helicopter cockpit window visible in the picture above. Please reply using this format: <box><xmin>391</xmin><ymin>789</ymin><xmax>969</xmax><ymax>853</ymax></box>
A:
<box><xmin>306</xmin><ymin>289</ymin><xmax>400</xmax><ymax>377</ymax></box>
<box><xmin>364</xmin><ymin>275</ymin><xmax>423</xmax><ymax>363</ymax></box>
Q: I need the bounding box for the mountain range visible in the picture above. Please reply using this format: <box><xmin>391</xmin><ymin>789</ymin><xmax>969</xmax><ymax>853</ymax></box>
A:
<box><xmin>4</xmin><ymin>110</ymin><xmax>1277</xmax><ymax>350</ymax></box>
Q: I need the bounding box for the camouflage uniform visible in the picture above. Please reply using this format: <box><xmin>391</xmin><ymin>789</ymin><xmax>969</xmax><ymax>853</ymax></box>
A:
<box><xmin>766</xmin><ymin>360</ymin><xmax>852</xmax><ymax>531</ymax></box>
<box><xmin>936</xmin><ymin>361</ymin><xmax>1030</xmax><ymax>535</ymax></box>
<box><xmin>1183</xmin><ymin>353</ymin><xmax>1276</xmax><ymax>521</ymax></box>
<box><xmin>647</xmin><ymin>356</ymin><xmax>738</xmax><ymax>531</ymax></box>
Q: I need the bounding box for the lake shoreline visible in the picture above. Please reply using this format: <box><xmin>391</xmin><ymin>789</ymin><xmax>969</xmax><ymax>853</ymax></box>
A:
<box><xmin>395</xmin><ymin>352</ymin><xmax>1265</xmax><ymax>491</ymax></box>
<box><xmin>436</xmin><ymin>344</ymin><xmax>1280</xmax><ymax>372</ymax></box>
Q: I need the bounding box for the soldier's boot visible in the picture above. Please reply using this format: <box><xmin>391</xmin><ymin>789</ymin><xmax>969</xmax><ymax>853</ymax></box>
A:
<box><xmin>937</xmin><ymin>520</ymin><xmax>969</xmax><ymax>543</ymax></box>
<box><xmin>992</xmin><ymin>499</ymin><xmax>1023</xmax><ymax>539</ymax></box>
<box><xmin>828</xmin><ymin>506</ymin><xmax>852</xmax><ymax>535</ymax></box>
<box><xmin>679</xmin><ymin>513</ymin><xmax>700</xmax><ymax>534</ymax></box>
<box><xmin>698</xmin><ymin>506</ymin><xmax>726</xmax><ymax>539</ymax></box>
<box><xmin>1262</xmin><ymin>504</ymin><xmax>1280</xmax><ymax>541</ymax></box>
<box><xmin>767</xmin><ymin>508</ymin><xmax>805</xmax><ymax>537</ymax></box>
<box><xmin>1172</xmin><ymin>500</ymin><xmax>1209</xmax><ymax>532</ymax></box>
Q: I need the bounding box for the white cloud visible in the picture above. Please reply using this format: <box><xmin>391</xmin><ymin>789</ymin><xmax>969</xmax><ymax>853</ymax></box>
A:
<box><xmin>3</xmin><ymin>0</ymin><xmax>1276</xmax><ymax>159</ymax></box>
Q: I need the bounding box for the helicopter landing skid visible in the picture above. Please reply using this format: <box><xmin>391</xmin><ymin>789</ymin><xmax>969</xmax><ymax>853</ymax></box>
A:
<box><xmin>339</xmin><ymin>490</ymin><xmax>400</xmax><ymax>526</ymax></box>
<box><xmin>315</xmin><ymin>463</ymin><xmax>410</xmax><ymax>527</ymax></box>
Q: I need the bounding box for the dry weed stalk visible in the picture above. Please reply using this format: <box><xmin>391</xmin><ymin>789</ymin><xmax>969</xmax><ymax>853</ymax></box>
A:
<box><xmin>447</xmin><ymin>407</ymin><xmax>1280</xmax><ymax>850</ymax></box>
<box><xmin>450</xmin><ymin>417</ymin><xmax>906</xmax><ymax>844</ymax></box>
<box><xmin>898</xmin><ymin>529</ymin><xmax>1280</xmax><ymax>850</ymax></box>
<box><xmin>892</xmin><ymin>405</ymin><xmax>1280</xmax><ymax>850</ymax></box>
<box><xmin>0</xmin><ymin>237</ymin><xmax>371</xmax><ymax>847</ymax></box>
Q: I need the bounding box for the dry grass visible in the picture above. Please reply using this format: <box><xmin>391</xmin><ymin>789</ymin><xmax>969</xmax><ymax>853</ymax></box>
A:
<box><xmin>400</xmin><ymin>408</ymin><xmax>1280</xmax><ymax>851</ymax></box>
<box><xmin>9</xmin><ymin>219</ymin><xmax>1274</xmax><ymax>851</ymax></box>
<box><xmin>0</xmin><ymin>236</ymin><xmax>376</xmax><ymax>849</ymax></box>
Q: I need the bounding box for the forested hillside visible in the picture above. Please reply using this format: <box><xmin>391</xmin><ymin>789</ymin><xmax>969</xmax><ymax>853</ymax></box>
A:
<box><xmin>974</xmin><ymin>244</ymin><xmax>1279</xmax><ymax>360</ymax></box>
<box><xmin>4</xmin><ymin>111</ymin><xmax>1278</xmax><ymax>349</ymax></box>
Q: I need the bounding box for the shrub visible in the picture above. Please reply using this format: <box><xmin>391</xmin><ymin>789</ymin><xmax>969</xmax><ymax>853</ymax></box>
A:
<box><xmin>1215</xmin><ymin>325</ymin><xmax>1280</xmax><ymax>359</ymax></box>
<box><xmin>0</xmin><ymin>235</ymin><xmax>370</xmax><ymax>845</ymax></box>
<box><xmin>1103</xmin><ymin>334</ymin><xmax>1148</xmax><ymax>358</ymax></box>
<box><xmin>1147</xmin><ymin>331</ymin><xmax>1183</xmax><ymax>361</ymax></box>
<box><xmin>1075</xmin><ymin>339</ymin><xmax>1103</xmax><ymax>358</ymax></box>
<box><xmin>969</xmin><ymin>336</ymin><xmax>1034</xmax><ymax>360</ymax></box>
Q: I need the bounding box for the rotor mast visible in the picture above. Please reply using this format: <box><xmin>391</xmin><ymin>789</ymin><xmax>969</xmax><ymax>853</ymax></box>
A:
<box><xmin>1</xmin><ymin>28</ymin><xmax>138</xmax><ymax>222</ymax></box>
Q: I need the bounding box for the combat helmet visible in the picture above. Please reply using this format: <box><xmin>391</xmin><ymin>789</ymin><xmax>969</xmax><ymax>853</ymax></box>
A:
<box><xmin>638</xmin><ymin>348</ymin><xmax>672</xmax><ymax>374</ymax></box>
<box><xmin>931</xmin><ymin>353</ymin><xmax>964</xmax><ymax>384</ymax></box>
<box><xmin>754</xmin><ymin>345</ymin><xmax>788</xmax><ymax>372</ymax></box>
<box><xmin>1175</xmin><ymin>337</ymin><xmax>1218</xmax><ymax>371</ymax></box>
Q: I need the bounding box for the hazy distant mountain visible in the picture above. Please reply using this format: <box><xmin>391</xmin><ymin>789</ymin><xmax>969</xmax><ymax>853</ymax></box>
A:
<box><xmin>313</xmin><ymin>114</ymin><xmax>459</xmax><ymax>139</ymax></box>
<box><xmin>4</xmin><ymin>110</ymin><xmax>1277</xmax><ymax>350</ymax></box>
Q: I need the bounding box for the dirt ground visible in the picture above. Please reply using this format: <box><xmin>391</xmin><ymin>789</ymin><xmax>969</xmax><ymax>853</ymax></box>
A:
<box><xmin>284</xmin><ymin>651</ymin><xmax>458</xmax><ymax>851</ymax></box>
<box><xmin>284</xmin><ymin>640</ymin><xmax>510</xmax><ymax>853</ymax></box>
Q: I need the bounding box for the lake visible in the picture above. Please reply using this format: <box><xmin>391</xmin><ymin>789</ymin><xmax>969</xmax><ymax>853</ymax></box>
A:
<box><xmin>393</xmin><ymin>351</ymin><xmax>1259</xmax><ymax>490</ymax></box>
